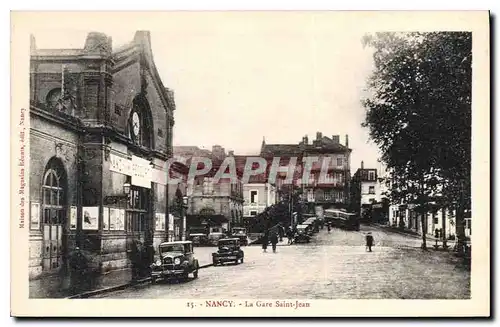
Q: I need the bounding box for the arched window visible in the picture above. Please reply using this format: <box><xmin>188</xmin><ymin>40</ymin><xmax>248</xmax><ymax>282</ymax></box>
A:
<box><xmin>42</xmin><ymin>164</ymin><xmax>66</xmax><ymax>223</ymax></box>
<box><xmin>46</xmin><ymin>88</ymin><xmax>62</xmax><ymax>110</ymax></box>
<box><xmin>41</xmin><ymin>158</ymin><xmax>67</xmax><ymax>271</ymax></box>
<box><xmin>129</xmin><ymin>95</ymin><xmax>154</xmax><ymax>149</ymax></box>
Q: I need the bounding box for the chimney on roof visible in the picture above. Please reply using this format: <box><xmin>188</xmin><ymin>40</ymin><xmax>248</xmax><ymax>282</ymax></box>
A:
<box><xmin>30</xmin><ymin>34</ymin><xmax>36</xmax><ymax>53</ymax></box>
<box><xmin>84</xmin><ymin>32</ymin><xmax>112</xmax><ymax>55</ymax></box>
<box><xmin>316</xmin><ymin>132</ymin><xmax>322</xmax><ymax>140</ymax></box>
<box><xmin>331</xmin><ymin>135</ymin><xmax>340</xmax><ymax>144</ymax></box>
<box><xmin>304</xmin><ymin>135</ymin><xmax>308</xmax><ymax>145</ymax></box>
<box><xmin>345</xmin><ymin>134</ymin><xmax>349</xmax><ymax>148</ymax></box>
<box><xmin>361</xmin><ymin>161</ymin><xmax>364</xmax><ymax>169</ymax></box>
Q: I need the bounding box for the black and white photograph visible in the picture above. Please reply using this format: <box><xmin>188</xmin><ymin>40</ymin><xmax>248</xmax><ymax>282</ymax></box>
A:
<box><xmin>10</xmin><ymin>10</ymin><xmax>490</xmax><ymax>317</ymax></box>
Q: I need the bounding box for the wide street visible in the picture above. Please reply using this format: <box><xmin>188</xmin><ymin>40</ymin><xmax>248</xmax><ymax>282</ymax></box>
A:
<box><xmin>94</xmin><ymin>225</ymin><xmax>470</xmax><ymax>299</ymax></box>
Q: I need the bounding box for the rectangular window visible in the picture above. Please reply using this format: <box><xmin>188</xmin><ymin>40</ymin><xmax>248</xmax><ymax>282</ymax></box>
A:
<box><xmin>250</xmin><ymin>211</ymin><xmax>257</xmax><ymax>216</ymax></box>
<box><xmin>337</xmin><ymin>157</ymin><xmax>343</xmax><ymax>167</ymax></box>
<box><xmin>250</xmin><ymin>190</ymin><xmax>258</xmax><ymax>203</ymax></box>
<box><xmin>307</xmin><ymin>189</ymin><xmax>314</xmax><ymax>202</ymax></box>
<box><xmin>203</xmin><ymin>177</ymin><xmax>214</xmax><ymax>195</ymax></box>
<box><xmin>369</xmin><ymin>186</ymin><xmax>375</xmax><ymax>194</ymax></box>
<box><xmin>433</xmin><ymin>216</ymin><xmax>439</xmax><ymax>224</ymax></box>
<box><xmin>368</xmin><ymin>171</ymin><xmax>375</xmax><ymax>181</ymax></box>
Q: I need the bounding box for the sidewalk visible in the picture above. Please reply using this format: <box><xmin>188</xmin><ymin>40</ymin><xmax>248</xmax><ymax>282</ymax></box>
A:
<box><xmin>29</xmin><ymin>268</ymin><xmax>133</xmax><ymax>299</ymax></box>
<box><xmin>30</xmin><ymin>255</ymin><xmax>215</xmax><ymax>299</ymax></box>
<box><xmin>371</xmin><ymin>223</ymin><xmax>443</xmax><ymax>241</ymax></box>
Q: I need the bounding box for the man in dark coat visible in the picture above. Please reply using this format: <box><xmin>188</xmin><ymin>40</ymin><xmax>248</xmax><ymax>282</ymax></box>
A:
<box><xmin>68</xmin><ymin>247</ymin><xmax>88</xmax><ymax>293</ymax></box>
<box><xmin>262</xmin><ymin>232</ymin><xmax>269</xmax><ymax>253</ymax></box>
<box><xmin>365</xmin><ymin>232</ymin><xmax>374</xmax><ymax>252</ymax></box>
<box><xmin>270</xmin><ymin>232</ymin><xmax>279</xmax><ymax>253</ymax></box>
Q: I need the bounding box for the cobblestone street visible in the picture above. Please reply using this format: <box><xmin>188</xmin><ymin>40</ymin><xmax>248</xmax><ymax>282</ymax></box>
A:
<box><xmin>94</xmin><ymin>226</ymin><xmax>470</xmax><ymax>299</ymax></box>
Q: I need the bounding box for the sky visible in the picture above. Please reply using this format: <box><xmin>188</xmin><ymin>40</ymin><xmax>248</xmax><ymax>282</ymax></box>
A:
<box><xmin>31</xmin><ymin>12</ymin><xmax>383</xmax><ymax>173</ymax></box>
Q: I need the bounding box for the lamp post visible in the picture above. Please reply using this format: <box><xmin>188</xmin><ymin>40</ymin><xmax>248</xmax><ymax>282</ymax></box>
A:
<box><xmin>182</xmin><ymin>196</ymin><xmax>188</xmax><ymax>241</ymax></box>
<box><xmin>123</xmin><ymin>182</ymin><xmax>131</xmax><ymax>197</ymax></box>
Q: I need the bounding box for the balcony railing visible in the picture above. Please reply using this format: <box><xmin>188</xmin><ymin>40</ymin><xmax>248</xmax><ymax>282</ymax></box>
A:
<box><xmin>306</xmin><ymin>196</ymin><xmax>345</xmax><ymax>203</ymax></box>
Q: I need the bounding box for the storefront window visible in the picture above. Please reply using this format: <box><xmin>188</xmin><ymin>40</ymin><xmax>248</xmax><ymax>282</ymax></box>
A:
<box><xmin>126</xmin><ymin>186</ymin><xmax>149</xmax><ymax>232</ymax></box>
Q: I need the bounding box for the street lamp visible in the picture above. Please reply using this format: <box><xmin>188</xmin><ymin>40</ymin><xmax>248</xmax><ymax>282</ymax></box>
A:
<box><xmin>123</xmin><ymin>182</ymin><xmax>131</xmax><ymax>196</ymax></box>
<box><xmin>181</xmin><ymin>196</ymin><xmax>189</xmax><ymax>241</ymax></box>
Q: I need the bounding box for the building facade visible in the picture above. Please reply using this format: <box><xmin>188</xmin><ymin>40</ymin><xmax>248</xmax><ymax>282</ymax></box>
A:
<box><xmin>29</xmin><ymin>31</ymin><xmax>176</xmax><ymax>279</ymax></box>
<box><xmin>260</xmin><ymin>132</ymin><xmax>351</xmax><ymax>215</ymax></box>
<box><xmin>174</xmin><ymin>146</ymin><xmax>245</xmax><ymax>233</ymax></box>
<box><xmin>350</xmin><ymin>162</ymin><xmax>385</xmax><ymax>222</ymax></box>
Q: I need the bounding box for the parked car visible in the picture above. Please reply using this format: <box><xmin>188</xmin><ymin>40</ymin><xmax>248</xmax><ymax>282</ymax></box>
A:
<box><xmin>208</xmin><ymin>226</ymin><xmax>225</xmax><ymax>246</ymax></box>
<box><xmin>300</xmin><ymin>222</ymin><xmax>315</xmax><ymax>236</ymax></box>
<box><xmin>230</xmin><ymin>227</ymin><xmax>248</xmax><ymax>246</ymax></box>
<box><xmin>150</xmin><ymin>241</ymin><xmax>199</xmax><ymax>283</ymax></box>
<box><xmin>212</xmin><ymin>238</ymin><xmax>244</xmax><ymax>265</ymax></box>
<box><xmin>187</xmin><ymin>227</ymin><xmax>209</xmax><ymax>246</ymax></box>
<box><xmin>294</xmin><ymin>225</ymin><xmax>311</xmax><ymax>243</ymax></box>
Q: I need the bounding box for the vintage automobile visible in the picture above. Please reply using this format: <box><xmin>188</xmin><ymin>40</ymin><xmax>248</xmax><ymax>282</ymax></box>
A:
<box><xmin>230</xmin><ymin>227</ymin><xmax>248</xmax><ymax>246</ymax></box>
<box><xmin>212</xmin><ymin>238</ymin><xmax>244</xmax><ymax>265</ymax></box>
<box><xmin>208</xmin><ymin>226</ymin><xmax>226</xmax><ymax>246</ymax></box>
<box><xmin>294</xmin><ymin>225</ymin><xmax>311</xmax><ymax>243</ymax></box>
<box><xmin>187</xmin><ymin>226</ymin><xmax>209</xmax><ymax>246</ymax></box>
<box><xmin>301</xmin><ymin>221</ymin><xmax>315</xmax><ymax>236</ymax></box>
<box><xmin>150</xmin><ymin>241</ymin><xmax>199</xmax><ymax>283</ymax></box>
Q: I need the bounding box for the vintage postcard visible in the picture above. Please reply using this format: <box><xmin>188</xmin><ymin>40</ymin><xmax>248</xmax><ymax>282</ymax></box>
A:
<box><xmin>10</xmin><ymin>11</ymin><xmax>490</xmax><ymax>317</ymax></box>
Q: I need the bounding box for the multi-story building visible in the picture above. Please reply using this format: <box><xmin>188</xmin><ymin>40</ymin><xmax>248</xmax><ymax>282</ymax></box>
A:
<box><xmin>350</xmin><ymin>161</ymin><xmax>389</xmax><ymax>223</ymax></box>
<box><xmin>173</xmin><ymin>146</ymin><xmax>244</xmax><ymax>233</ymax></box>
<box><xmin>29</xmin><ymin>31</ymin><xmax>176</xmax><ymax>281</ymax></box>
<box><xmin>233</xmin><ymin>155</ymin><xmax>277</xmax><ymax>218</ymax></box>
<box><xmin>260</xmin><ymin>132</ymin><xmax>351</xmax><ymax>216</ymax></box>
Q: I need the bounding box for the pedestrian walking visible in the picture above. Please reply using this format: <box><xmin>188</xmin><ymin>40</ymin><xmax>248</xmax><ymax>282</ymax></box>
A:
<box><xmin>287</xmin><ymin>227</ymin><xmax>294</xmax><ymax>245</ymax></box>
<box><xmin>262</xmin><ymin>232</ymin><xmax>269</xmax><ymax>253</ymax></box>
<box><xmin>278</xmin><ymin>224</ymin><xmax>284</xmax><ymax>242</ymax></box>
<box><xmin>365</xmin><ymin>232</ymin><xmax>374</xmax><ymax>252</ymax></box>
<box><xmin>68</xmin><ymin>246</ymin><xmax>88</xmax><ymax>293</ymax></box>
<box><xmin>327</xmin><ymin>223</ymin><xmax>331</xmax><ymax>233</ymax></box>
<box><xmin>270</xmin><ymin>232</ymin><xmax>279</xmax><ymax>253</ymax></box>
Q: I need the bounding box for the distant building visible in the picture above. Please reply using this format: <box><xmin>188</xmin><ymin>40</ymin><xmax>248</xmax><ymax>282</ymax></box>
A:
<box><xmin>260</xmin><ymin>132</ymin><xmax>352</xmax><ymax>216</ymax></box>
<box><xmin>173</xmin><ymin>145</ymin><xmax>244</xmax><ymax>233</ymax></box>
<box><xmin>233</xmin><ymin>155</ymin><xmax>277</xmax><ymax>219</ymax></box>
<box><xmin>351</xmin><ymin>161</ymin><xmax>388</xmax><ymax>223</ymax></box>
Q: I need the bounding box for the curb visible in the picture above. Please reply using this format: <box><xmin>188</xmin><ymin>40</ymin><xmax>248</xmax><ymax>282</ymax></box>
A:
<box><xmin>66</xmin><ymin>264</ymin><xmax>213</xmax><ymax>299</ymax></box>
<box><xmin>369</xmin><ymin>224</ymin><xmax>446</xmax><ymax>243</ymax></box>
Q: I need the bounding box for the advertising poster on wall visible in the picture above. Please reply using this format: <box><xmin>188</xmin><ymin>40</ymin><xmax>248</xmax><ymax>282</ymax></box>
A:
<box><xmin>155</xmin><ymin>213</ymin><xmax>165</xmax><ymax>231</ymax></box>
<box><xmin>168</xmin><ymin>213</ymin><xmax>174</xmax><ymax>231</ymax></box>
<box><xmin>82</xmin><ymin>207</ymin><xmax>99</xmax><ymax>230</ymax></box>
<box><xmin>103</xmin><ymin>207</ymin><xmax>109</xmax><ymax>230</ymax></box>
<box><xmin>69</xmin><ymin>206</ymin><xmax>77</xmax><ymax>230</ymax></box>
<box><xmin>117</xmin><ymin>209</ymin><xmax>125</xmax><ymax>230</ymax></box>
<box><xmin>109</xmin><ymin>208</ymin><xmax>118</xmax><ymax>230</ymax></box>
<box><xmin>30</xmin><ymin>202</ymin><xmax>40</xmax><ymax>230</ymax></box>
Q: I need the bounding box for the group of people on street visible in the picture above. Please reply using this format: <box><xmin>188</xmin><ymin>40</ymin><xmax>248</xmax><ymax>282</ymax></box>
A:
<box><xmin>261</xmin><ymin>231</ymin><xmax>280</xmax><ymax>253</ymax></box>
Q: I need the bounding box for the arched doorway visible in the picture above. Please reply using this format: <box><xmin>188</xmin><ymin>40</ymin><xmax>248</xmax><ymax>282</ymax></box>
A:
<box><xmin>41</xmin><ymin>157</ymin><xmax>68</xmax><ymax>272</ymax></box>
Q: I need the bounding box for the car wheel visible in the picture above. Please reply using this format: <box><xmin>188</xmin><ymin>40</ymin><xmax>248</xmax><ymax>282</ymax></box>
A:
<box><xmin>241</xmin><ymin>257</ymin><xmax>244</xmax><ymax>263</ymax></box>
<box><xmin>151</xmin><ymin>277</ymin><xmax>157</xmax><ymax>284</ymax></box>
<box><xmin>193</xmin><ymin>270</ymin><xmax>198</xmax><ymax>279</ymax></box>
<box><xmin>182</xmin><ymin>273</ymin><xmax>189</xmax><ymax>281</ymax></box>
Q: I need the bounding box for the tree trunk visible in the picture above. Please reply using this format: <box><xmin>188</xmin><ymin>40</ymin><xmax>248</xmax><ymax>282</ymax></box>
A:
<box><xmin>456</xmin><ymin>204</ymin><xmax>466</xmax><ymax>255</ymax></box>
<box><xmin>421</xmin><ymin>212</ymin><xmax>427</xmax><ymax>250</ymax></box>
<box><xmin>441</xmin><ymin>208</ymin><xmax>447</xmax><ymax>248</ymax></box>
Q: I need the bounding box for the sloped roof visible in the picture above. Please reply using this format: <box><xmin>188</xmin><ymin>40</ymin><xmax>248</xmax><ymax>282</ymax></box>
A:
<box><xmin>261</xmin><ymin>144</ymin><xmax>303</xmax><ymax>156</ymax></box>
<box><xmin>112</xmin><ymin>31</ymin><xmax>175</xmax><ymax>112</ymax></box>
